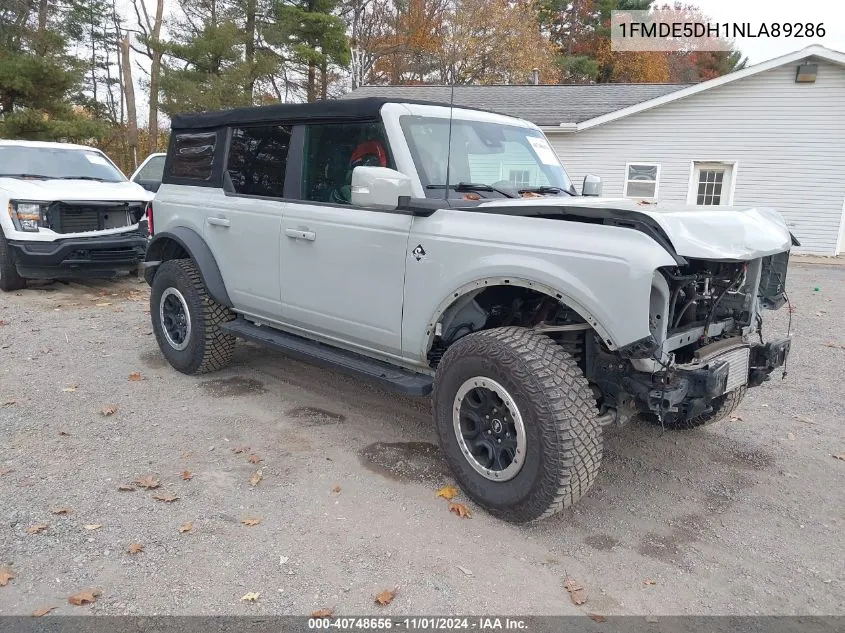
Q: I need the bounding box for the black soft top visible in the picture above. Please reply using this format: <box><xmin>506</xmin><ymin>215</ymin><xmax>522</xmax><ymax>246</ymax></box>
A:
<box><xmin>170</xmin><ymin>97</ymin><xmax>462</xmax><ymax>130</ymax></box>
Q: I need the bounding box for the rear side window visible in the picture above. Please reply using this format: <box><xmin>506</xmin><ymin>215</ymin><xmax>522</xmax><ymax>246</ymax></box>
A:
<box><xmin>169</xmin><ymin>132</ymin><xmax>216</xmax><ymax>180</ymax></box>
<box><xmin>226</xmin><ymin>125</ymin><xmax>292</xmax><ymax>197</ymax></box>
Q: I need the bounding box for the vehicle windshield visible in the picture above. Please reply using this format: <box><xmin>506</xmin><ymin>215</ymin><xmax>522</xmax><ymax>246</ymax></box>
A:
<box><xmin>0</xmin><ymin>146</ymin><xmax>126</xmax><ymax>183</ymax></box>
<box><xmin>400</xmin><ymin>116</ymin><xmax>574</xmax><ymax>198</ymax></box>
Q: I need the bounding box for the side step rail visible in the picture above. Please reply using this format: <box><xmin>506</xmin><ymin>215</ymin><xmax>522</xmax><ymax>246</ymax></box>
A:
<box><xmin>221</xmin><ymin>318</ymin><xmax>433</xmax><ymax>396</ymax></box>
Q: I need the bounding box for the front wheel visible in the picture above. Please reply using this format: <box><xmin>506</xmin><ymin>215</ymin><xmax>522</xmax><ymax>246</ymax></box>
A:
<box><xmin>0</xmin><ymin>231</ymin><xmax>26</xmax><ymax>292</ymax></box>
<box><xmin>649</xmin><ymin>386</ymin><xmax>747</xmax><ymax>430</ymax></box>
<box><xmin>433</xmin><ymin>327</ymin><xmax>602</xmax><ymax>523</ymax></box>
<box><xmin>150</xmin><ymin>259</ymin><xmax>235</xmax><ymax>375</ymax></box>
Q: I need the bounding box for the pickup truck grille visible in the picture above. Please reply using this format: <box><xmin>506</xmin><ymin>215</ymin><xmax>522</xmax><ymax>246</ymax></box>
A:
<box><xmin>46</xmin><ymin>203</ymin><xmax>144</xmax><ymax>234</ymax></box>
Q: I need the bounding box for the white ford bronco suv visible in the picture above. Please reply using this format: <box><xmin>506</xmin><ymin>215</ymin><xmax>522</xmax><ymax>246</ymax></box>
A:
<box><xmin>144</xmin><ymin>98</ymin><xmax>793</xmax><ymax>522</ymax></box>
<box><xmin>0</xmin><ymin>140</ymin><xmax>152</xmax><ymax>291</ymax></box>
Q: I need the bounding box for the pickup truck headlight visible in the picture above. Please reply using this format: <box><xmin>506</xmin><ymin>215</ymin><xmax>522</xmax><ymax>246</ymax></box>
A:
<box><xmin>8</xmin><ymin>201</ymin><xmax>47</xmax><ymax>232</ymax></box>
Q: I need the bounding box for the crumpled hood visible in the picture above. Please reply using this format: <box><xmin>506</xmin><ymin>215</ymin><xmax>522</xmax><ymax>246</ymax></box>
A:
<box><xmin>0</xmin><ymin>177</ymin><xmax>153</xmax><ymax>203</ymax></box>
<box><xmin>475</xmin><ymin>197</ymin><xmax>793</xmax><ymax>260</ymax></box>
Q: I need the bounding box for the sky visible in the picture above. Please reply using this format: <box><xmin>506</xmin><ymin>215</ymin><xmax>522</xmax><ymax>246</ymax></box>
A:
<box><xmin>120</xmin><ymin>0</ymin><xmax>845</xmax><ymax>125</ymax></box>
<box><xmin>691</xmin><ymin>0</ymin><xmax>845</xmax><ymax>62</ymax></box>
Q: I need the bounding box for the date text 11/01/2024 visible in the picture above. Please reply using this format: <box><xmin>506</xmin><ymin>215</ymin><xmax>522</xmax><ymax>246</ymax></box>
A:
<box><xmin>308</xmin><ymin>617</ymin><xmax>529</xmax><ymax>630</ymax></box>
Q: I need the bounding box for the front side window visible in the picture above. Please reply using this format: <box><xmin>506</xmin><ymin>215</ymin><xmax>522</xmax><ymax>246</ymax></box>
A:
<box><xmin>134</xmin><ymin>155</ymin><xmax>165</xmax><ymax>181</ymax></box>
<box><xmin>400</xmin><ymin>116</ymin><xmax>574</xmax><ymax>198</ymax></box>
<box><xmin>227</xmin><ymin>125</ymin><xmax>292</xmax><ymax>197</ymax></box>
<box><xmin>301</xmin><ymin>122</ymin><xmax>392</xmax><ymax>204</ymax></box>
<box><xmin>169</xmin><ymin>131</ymin><xmax>216</xmax><ymax>180</ymax></box>
<box><xmin>624</xmin><ymin>163</ymin><xmax>660</xmax><ymax>199</ymax></box>
<box><xmin>0</xmin><ymin>146</ymin><xmax>126</xmax><ymax>182</ymax></box>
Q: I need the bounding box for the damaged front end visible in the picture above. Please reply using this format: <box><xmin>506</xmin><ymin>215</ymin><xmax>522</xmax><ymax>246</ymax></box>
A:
<box><xmin>587</xmin><ymin>251</ymin><xmax>792</xmax><ymax>425</ymax></box>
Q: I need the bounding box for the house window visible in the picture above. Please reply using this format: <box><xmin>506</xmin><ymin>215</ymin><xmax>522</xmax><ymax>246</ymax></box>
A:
<box><xmin>688</xmin><ymin>162</ymin><xmax>736</xmax><ymax>206</ymax></box>
<box><xmin>508</xmin><ymin>169</ymin><xmax>530</xmax><ymax>189</ymax></box>
<box><xmin>624</xmin><ymin>163</ymin><xmax>660</xmax><ymax>199</ymax></box>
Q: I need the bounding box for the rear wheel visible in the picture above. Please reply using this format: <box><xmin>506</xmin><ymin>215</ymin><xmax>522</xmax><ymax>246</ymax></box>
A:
<box><xmin>0</xmin><ymin>231</ymin><xmax>26</xmax><ymax>292</ymax></box>
<box><xmin>433</xmin><ymin>327</ymin><xmax>602</xmax><ymax>523</ymax></box>
<box><xmin>648</xmin><ymin>386</ymin><xmax>747</xmax><ymax>430</ymax></box>
<box><xmin>150</xmin><ymin>259</ymin><xmax>235</xmax><ymax>374</ymax></box>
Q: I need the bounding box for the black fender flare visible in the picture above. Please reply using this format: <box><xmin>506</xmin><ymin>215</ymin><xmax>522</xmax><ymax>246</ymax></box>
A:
<box><xmin>144</xmin><ymin>227</ymin><xmax>232</xmax><ymax>307</ymax></box>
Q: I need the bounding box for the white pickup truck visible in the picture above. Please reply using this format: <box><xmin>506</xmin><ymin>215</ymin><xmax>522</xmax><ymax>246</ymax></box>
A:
<box><xmin>0</xmin><ymin>140</ymin><xmax>152</xmax><ymax>290</ymax></box>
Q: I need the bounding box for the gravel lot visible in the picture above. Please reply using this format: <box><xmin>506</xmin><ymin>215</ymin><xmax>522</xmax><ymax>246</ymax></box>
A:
<box><xmin>0</xmin><ymin>263</ymin><xmax>843</xmax><ymax>616</ymax></box>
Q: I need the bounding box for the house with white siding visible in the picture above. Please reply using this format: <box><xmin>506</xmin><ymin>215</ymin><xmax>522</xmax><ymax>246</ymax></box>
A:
<box><xmin>348</xmin><ymin>45</ymin><xmax>845</xmax><ymax>255</ymax></box>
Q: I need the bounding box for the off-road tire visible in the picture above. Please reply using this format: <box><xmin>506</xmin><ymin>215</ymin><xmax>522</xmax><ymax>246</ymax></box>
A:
<box><xmin>649</xmin><ymin>386</ymin><xmax>747</xmax><ymax>430</ymax></box>
<box><xmin>0</xmin><ymin>230</ymin><xmax>26</xmax><ymax>292</ymax></box>
<box><xmin>150</xmin><ymin>258</ymin><xmax>235</xmax><ymax>375</ymax></box>
<box><xmin>433</xmin><ymin>327</ymin><xmax>602</xmax><ymax>523</ymax></box>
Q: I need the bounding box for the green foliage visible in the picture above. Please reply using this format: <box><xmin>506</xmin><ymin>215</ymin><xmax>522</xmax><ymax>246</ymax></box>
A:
<box><xmin>0</xmin><ymin>0</ymin><xmax>107</xmax><ymax>140</ymax></box>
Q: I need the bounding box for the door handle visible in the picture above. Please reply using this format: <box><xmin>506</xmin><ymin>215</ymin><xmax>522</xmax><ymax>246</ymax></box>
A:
<box><xmin>285</xmin><ymin>228</ymin><xmax>316</xmax><ymax>241</ymax></box>
<box><xmin>207</xmin><ymin>216</ymin><xmax>230</xmax><ymax>228</ymax></box>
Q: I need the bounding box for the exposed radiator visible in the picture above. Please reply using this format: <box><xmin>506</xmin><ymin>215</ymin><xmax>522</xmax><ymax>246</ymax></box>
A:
<box><xmin>715</xmin><ymin>346</ymin><xmax>751</xmax><ymax>392</ymax></box>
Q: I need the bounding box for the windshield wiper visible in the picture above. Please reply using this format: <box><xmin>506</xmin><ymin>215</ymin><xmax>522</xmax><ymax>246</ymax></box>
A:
<box><xmin>57</xmin><ymin>176</ymin><xmax>108</xmax><ymax>181</ymax></box>
<box><xmin>0</xmin><ymin>173</ymin><xmax>51</xmax><ymax>179</ymax></box>
<box><xmin>518</xmin><ymin>186</ymin><xmax>573</xmax><ymax>196</ymax></box>
<box><xmin>427</xmin><ymin>182</ymin><xmax>516</xmax><ymax>198</ymax></box>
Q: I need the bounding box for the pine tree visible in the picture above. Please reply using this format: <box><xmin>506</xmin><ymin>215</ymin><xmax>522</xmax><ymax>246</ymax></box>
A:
<box><xmin>0</xmin><ymin>0</ymin><xmax>104</xmax><ymax>140</ymax></box>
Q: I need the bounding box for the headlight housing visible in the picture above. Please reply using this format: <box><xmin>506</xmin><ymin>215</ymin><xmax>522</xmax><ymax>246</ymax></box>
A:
<box><xmin>8</xmin><ymin>201</ymin><xmax>48</xmax><ymax>232</ymax></box>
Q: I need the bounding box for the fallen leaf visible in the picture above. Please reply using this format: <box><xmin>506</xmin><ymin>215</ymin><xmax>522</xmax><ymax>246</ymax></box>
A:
<box><xmin>793</xmin><ymin>415</ymin><xmax>816</xmax><ymax>425</ymax></box>
<box><xmin>456</xmin><ymin>565</ymin><xmax>473</xmax><ymax>577</ymax></box>
<box><xmin>58</xmin><ymin>430</ymin><xmax>70</xmax><ymax>436</ymax></box>
<box><xmin>100</xmin><ymin>404</ymin><xmax>118</xmax><ymax>416</ymax></box>
<box><xmin>448</xmin><ymin>502</ymin><xmax>472</xmax><ymax>518</ymax></box>
<box><xmin>564</xmin><ymin>576</ymin><xmax>586</xmax><ymax>605</ymax></box>
<box><xmin>127</xmin><ymin>543</ymin><xmax>144</xmax><ymax>554</ymax></box>
<box><xmin>787</xmin><ymin>432</ymin><xmax>796</xmax><ymax>441</ymax></box>
<box><xmin>375</xmin><ymin>587</ymin><xmax>397</xmax><ymax>606</ymax></box>
<box><xmin>27</xmin><ymin>524</ymin><xmax>48</xmax><ymax>534</ymax></box>
<box><xmin>134</xmin><ymin>475</ymin><xmax>160</xmax><ymax>489</ymax></box>
<box><xmin>0</xmin><ymin>320</ymin><xmax>8</xmax><ymax>326</ymax></box>
<box><xmin>248</xmin><ymin>470</ymin><xmax>262</xmax><ymax>486</ymax></box>
<box><xmin>248</xmin><ymin>454</ymin><xmax>262</xmax><ymax>464</ymax></box>
<box><xmin>51</xmin><ymin>507</ymin><xmax>73</xmax><ymax>515</ymax></box>
<box><xmin>181</xmin><ymin>470</ymin><xmax>193</xmax><ymax>480</ymax></box>
<box><xmin>32</xmin><ymin>606</ymin><xmax>56</xmax><ymax>617</ymax></box>
<box><xmin>331</xmin><ymin>485</ymin><xmax>341</xmax><ymax>493</ymax></box>
<box><xmin>588</xmin><ymin>614</ymin><xmax>607</xmax><ymax>623</ymax></box>
<box><xmin>117</xmin><ymin>484</ymin><xmax>135</xmax><ymax>492</ymax></box>
<box><xmin>0</xmin><ymin>570</ymin><xmax>14</xmax><ymax>586</ymax></box>
<box><xmin>95</xmin><ymin>302</ymin><xmax>112</xmax><ymax>307</ymax></box>
<box><xmin>152</xmin><ymin>492</ymin><xmax>179</xmax><ymax>503</ymax></box>
<box><xmin>62</xmin><ymin>385</ymin><xmax>78</xmax><ymax>393</ymax></box>
<box><xmin>241</xmin><ymin>517</ymin><xmax>262</xmax><ymax>526</ymax></box>
<box><xmin>823</xmin><ymin>342</ymin><xmax>845</xmax><ymax>349</ymax></box>
<box><xmin>83</xmin><ymin>524</ymin><xmax>102</xmax><ymax>530</ymax></box>
<box><xmin>179</xmin><ymin>522</ymin><xmax>193</xmax><ymax>533</ymax></box>
<box><xmin>436</xmin><ymin>485</ymin><xmax>460</xmax><ymax>500</ymax></box>
<box><xmin>729</xmin><ymin>415</ymin><xmax>743</xmax><ymax>422</ymax></box>
<box><xmin>232</xmin><ymin>446</ymin><xmax>250</xmax><ymax>454</ymax></box>
<box><xmin>0</xmin><ymin>468</ymin><xmax>12</xmax><ymax>476</ymax></box>
<box><xmin>180</xmin><ymin>451</ymin><xmax>193</xmax><ymax>460</ymax></box>
<box><xmin>241</xmin><ymin>592</ymin><xmax>260</xmax><ymax>602</ymax></box>
<box><xmin>128</xmin><ymin>372</ymin><xmax>144</xmax><ymax>381</ymax></box>
<box><xmin>833</xmin><ymin>454</ymin><xmax>845</xmax><ymax>461</ymax></box>
<box><xmin>312</xmin><ymin>608</ymin><xmax>334</xmax><ymax>617</ymax></box>
<box><xmin>643</xmin><ymin>578</ymin><xmax>657</xmax><ymax>586</ymax></box>
<box><xmin>68</xmin><ymin>589</ymin><xmax>101</xmax><ymax>606</ymax></box>
<box><xmin>2</xmin><ymin>400</ymin><xmax>15</xmax><ymax>407</ymax></box>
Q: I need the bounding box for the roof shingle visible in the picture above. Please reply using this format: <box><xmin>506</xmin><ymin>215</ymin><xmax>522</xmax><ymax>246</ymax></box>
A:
<box><xmin>344</xmin><ymin>84</ymin><xmax>690</xmax><ymax>125</ymax></box>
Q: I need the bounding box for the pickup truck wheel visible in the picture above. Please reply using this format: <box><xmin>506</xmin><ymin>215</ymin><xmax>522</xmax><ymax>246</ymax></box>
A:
<box><xmin>433</xmin><ymin>327</ymin><xmax>602</xmax><ymax>523</ymax></box>
<box><xmin>150</xmin><ymin>259</ymin><xmax>235</xmax><ymax>375</ymax></box>
<box><xmin>0</xmin><ymin>231</ymin><xmax>26</xmax><ymax>291</ymax></box>
<box><xmin>650</xmin><ymin>386</ymin><xmax>747</xmax><ymax>430</ymax></box>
